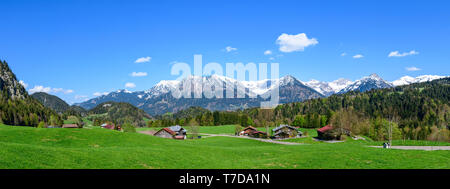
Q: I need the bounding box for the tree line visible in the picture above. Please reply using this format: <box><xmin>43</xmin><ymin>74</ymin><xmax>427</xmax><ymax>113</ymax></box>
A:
<box><xmin>148</xmin><ymin>78</ymin><xmax>450</xmax><ymax>141</ymax></box>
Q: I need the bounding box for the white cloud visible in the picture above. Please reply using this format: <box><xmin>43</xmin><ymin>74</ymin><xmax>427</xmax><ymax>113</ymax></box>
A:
<box><xmin>353</xmin><ymin>54</ymin><xmax>364</xmax><ymax>59</ymax></box>
<box><xmin>74</xmin><ymin>95</ymin><xmax>89</xmax><ymax>102</ymax></box>
<box><xmin>131</xmin><ymin>72</ymin><xmax>148</xmax><ymax>77</ymax></box>
<box><xmin>341</xmin><ymin>53</ymin><xmax>347</xmax><ymax>56</ymax></box>
<box><xmin>19</xmin><ymin>80</ymin><xmax>28</xmax><ymax>88</ymax></box>
<box><xmin>406</xmin><ymin>66</ymin><xmax>421</xmax><ymax>71</ymax></box>
<box><xmin>264</xmin><ymin>50</ymin><xmax>272</xmax><ymax>55</ymax></box>
<box><xmin>52</xmin><ymin>88</ymin><xmax>74</xmax><ymax>94</ymax></box>
<box><xmin>29</xmin><ymin>86</ymin><xmax>51</xmax><ymax>94</ymax></box>
<box><xmin>389</xmin><ymin>50</ymin><xmax>419</xmax><ymax>57</ymax></box>
<box><xmin>276</xmin><ymin>33</ymin><xmax>318</xmax><ymax>53</ymax></box>
<box><xmin>93</xmin><ymin>92</ymin><xmax>109</xmax><ymax>97</ymax></box>
<box><xmin>225</xmin><ymin>46</ymin><xmax>237</xmax><ymax>52</ymax></box>
<box><xmin>125</xmin><ymin>82</ymin><xmax>136</xmax><ymax>88</ymax></box>
<box><xmin>28</xmin><ymin>85</ymin><xmax>73</xmax><ymax>94</ymax></box>
<box><xmin>135</xmin><ymin>56</ymin><xmax>151</xmax><ymax>63</ymax></box>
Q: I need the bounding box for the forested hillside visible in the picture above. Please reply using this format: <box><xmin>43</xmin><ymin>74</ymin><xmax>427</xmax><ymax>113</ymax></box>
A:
<box><xmin>88</xmin><ymin>101</ymin><xmax>151</xmax><ymax>127</ymax></box>
<box><xmin>150</xmin><ymin>78</ymin><xmax>450</xmax><ymax>141</ymax></box>
<box><xmin>0</xmin><ymin>60</ymin><xmax>62</xmax><ymax>126</ymax></box>
<box><xmin>31</xmin><ymin>92</ymin><xmax>70</xmax><ymax>113</ymax></box>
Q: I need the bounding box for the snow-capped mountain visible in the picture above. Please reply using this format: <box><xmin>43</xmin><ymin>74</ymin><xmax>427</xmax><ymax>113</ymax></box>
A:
<box><xmin>338</xmin><ymin>73</ymin><xmax>393</xmax><ymax>94</ymax></box>
<box><xmin>75</xmin><ymin>73</ymin><xmax>447</xmax><ymax>115</ymax></box>
<box><xmin>305</xmin><ymin>74</ymin><xmax>448</xmax><ymax>96</ymax></box>
<box><xmin>75</xmin><ymin>75</ymin><xmax>323</xmax><ymax>115</ymax></box>
<box><xmin>392</xmin><ymin>75</ymin><xmax>447</xmax><ymax>86</ymax></box>
<box><xmin>304</xmin><ymin>78</ymin><xmax>353</xmax><ymax>96</ymax></box>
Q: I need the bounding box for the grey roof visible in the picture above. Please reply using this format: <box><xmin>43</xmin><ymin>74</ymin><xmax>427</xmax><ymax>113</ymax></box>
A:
<box><xmin>169</xmin><ymin>125</ymin><xmax>187</xmax><ymax>134</ymax></box>
<box><xmin>272</xmin><ymin>125</ymin><xmax>298</xmax><ymax>132</ymax></box>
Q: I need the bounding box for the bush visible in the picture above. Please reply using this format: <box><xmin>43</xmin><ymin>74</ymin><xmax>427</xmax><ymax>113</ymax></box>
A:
<box><xmin>37</xmin><ymin>122</ymin><xmax>46</xmax><ymax>128</ymax></box>
<box><xmin>234</xmin><ymin>125</ymin><xmax>242</xmax><ymax>135</ymax></box>
<box><xmin>122</xmin><ymin>123</ymin><xmax>136</xmax><ymax>133</ymax></box>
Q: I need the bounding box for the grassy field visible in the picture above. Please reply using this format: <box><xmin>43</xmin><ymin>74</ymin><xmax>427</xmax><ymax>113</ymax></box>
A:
<box><xmin>0</xmin><ymin>124</ymin><xmax>449</xmax><ymax>169</ymax></box>
<box><xmin>136</xmin><ymin>125</ymin><xmax>237</xmax><ymax>134</ymax></box>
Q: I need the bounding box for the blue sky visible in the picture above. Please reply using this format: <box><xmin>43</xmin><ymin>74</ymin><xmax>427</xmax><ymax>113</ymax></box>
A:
<box><xmin>1</xmin><ymin>0</ymin><xmax>449</xmax><ymax>104</ymax></box>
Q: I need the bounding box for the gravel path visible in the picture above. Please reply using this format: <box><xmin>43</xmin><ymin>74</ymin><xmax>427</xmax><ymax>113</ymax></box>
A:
<box><xmin>199</xmin><ymin>133</ymin><xmax>303</xmax><ymax>145</ymax></box>
<box><xmin>369</xmin><ymin>146</ymin><xmax>450</xmax><ymax>151</ymax></box>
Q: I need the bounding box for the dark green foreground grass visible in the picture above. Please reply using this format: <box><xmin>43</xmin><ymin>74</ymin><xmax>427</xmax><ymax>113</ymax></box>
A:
<box><xmin>0</xmin><ymin>124</ymin><xmax>449</xmax><ymax>169</ymax></box>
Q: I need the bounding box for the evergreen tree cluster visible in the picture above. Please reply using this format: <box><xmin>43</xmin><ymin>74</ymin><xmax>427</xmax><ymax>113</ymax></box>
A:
<box><xmin>149</xmin><ymin>78</ymin><xmax>450</xmax><ymax>141</ymax></box>
<box><xmin>88</xmin><ymin>101</ymin><xmax>151</xmax><ymax>127</ymax></box>
<box><xmin>0</xmin><ymin>60</ymin><xmax>63</xmax><ymax>126</ymax></box>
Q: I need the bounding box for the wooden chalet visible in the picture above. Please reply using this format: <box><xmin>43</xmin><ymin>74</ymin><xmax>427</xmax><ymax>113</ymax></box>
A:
<box><xmin>154</xmin><ymin>125</ymin><xmax>187</xmax><ymax>140</ymax></box>
<box><xmin>239</xmin><ymin>126</ymin><xmax>268</xmax><ymax>138</ymax></box>
<box><xmin>272</xmin><ymin>125</ymin><xmax>302</xmax><ymax>139</ymax></box>
<box><xmin>239</xmin><ymin>126</ymin><xmax>257</xmax><ymax>136</ymax></box>
<box><xmin>249</xmin><ymin>130</ymin><xmax>268</xmax><ymax>138</ymax></box>
<box><xmin>317</xmin><ymin>125</ymin><xmax>350</xmax><ymax>140</ymax></box>
<box><xmin>317</xmin><ymin>125</ymin><xmax>333</xmax><ymax>139</ymax></box>
<box><xmin>101</xmin><ymin>123</ymin><xmax>115</xmax><ymax>130</ymax></box>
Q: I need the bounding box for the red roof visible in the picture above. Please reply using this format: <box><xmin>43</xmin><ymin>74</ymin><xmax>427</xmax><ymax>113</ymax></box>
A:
<box><xmin>160</xmin><ymin>128</ymin><xmax>176</xmax><ymax>135</ymax></box>
<box><xmin>102</xmin><ymin>124</ymin><xmax>115</xmax><ymax>130</ymax></box>
<box><xmin>317</xmin><ymin>125</ymin><xmax>333</xmax><ymax>133</ymax></box>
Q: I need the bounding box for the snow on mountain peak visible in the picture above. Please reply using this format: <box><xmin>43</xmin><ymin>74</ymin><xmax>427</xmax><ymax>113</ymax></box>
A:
<box><xmin>328</xmin><ymin>78</ymin><xmax>353</xmax><ymax>92</ymax></box>
<box><xmin>366</xmin><ymin>73</ymin><xmax>383</xmax><ymax>81</ymax></box>
<box><xmin>116</xmin><ymin>89</ymin><xmax>132</xmax><ymax>93</ymax></box>
<box><xmin>105</xmin><ymin>74</ymin><xmax>447</xmax><ymax>101</ymax></box>
<box><xmin>304</xmin><ymin>78</ymin><xmax>353</xmax><ymax>96</ymax></box>
<box><xmin>338</xmin><ymin>73</ymin><xmax>393</xmax><ymax>93</ymax></box>
<box><xmin>392</xmin><ymin>75</ymin><xmax>447</xmax><ymax>86</ymax></box>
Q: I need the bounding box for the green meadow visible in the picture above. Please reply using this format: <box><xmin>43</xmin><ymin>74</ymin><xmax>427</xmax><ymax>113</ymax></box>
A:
<box><xmin>0</xmin><ymin>124</ymin><xmax>449</xmax><ymax>169</ymax></box>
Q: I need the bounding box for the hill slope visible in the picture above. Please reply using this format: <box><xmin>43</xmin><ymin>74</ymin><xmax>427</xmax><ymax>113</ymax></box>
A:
<box><xmin>0</xmin><ymin>60</ymin><xmax>62</xmax><ymax>126</ymax></box>
<box><xmin>31</xmin><ymin>92</ymin><xmax>70</xmax><ymax>113</ymax></box>
<box><xmin>0</xmin><ymin>124</ymin><xmax>448</xmax><ymax>169</ymax></box>
<box><xmin>89</xmin><ymin>101</ymin><xmax>151</xmax><ymax>127</ymax></box>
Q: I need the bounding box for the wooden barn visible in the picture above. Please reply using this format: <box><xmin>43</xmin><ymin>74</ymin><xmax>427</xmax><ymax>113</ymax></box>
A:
<box><xmin>317</xmin><ymin>125</ymin><xmax>333</xmax><ymax>139</ymax></box>
<box><xmin>272</xmin><ymin>125</ymin><xmax>302</xmax><ymax>139</ymax></box>
<box><xmin>317</xmin><ymin>125</ymin><xmax>350</xmax><ymax>140</ymax></box>
<box><xmin>154</xmin><ymin>125</ymin><xmax>187</xmax><ymax>140</ymax></box>
<box><xmin>249</xmin><ymin>131</ymin><xmax>268</xmax><ymax>138</ymax></box>
<box><xmin>239</xmin><ymin>126</ymin><xmax>257</xmax><ymax>136</ymax></box>
<box><xmin>154</xmin><ymin>128</ymin><xmax>176</xmax><ymax>139</ymax></box>
<box><xmin>101</xmin><ymin>123</ymin><xmax>115</xmax><ymax>130</ymax></box>
<box><xmin>62</xmin><ymin>124</ymin><xmax>78</xmax><ymax>128</ymax></box>
<box><xmin>239</xmin><ymin>126</ymin><xmax>268</xmax><ymax>138</ymax></box>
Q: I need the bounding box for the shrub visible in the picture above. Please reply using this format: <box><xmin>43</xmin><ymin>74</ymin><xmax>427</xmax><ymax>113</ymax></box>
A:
<box><xmin>37</xmin><ymin>122</ymin><xmax>46</xmax><ymax>128</ymax></box>
<box><xmin>303</xmin><ymin>131</ymin><xmax>309</xmax><ymax>137</ymax></box>
<box><xmin>122</xmin><ymin>123</ymin><xmax>136</xmax><ymax>133</ymax></box>
<box><xmin>234</xmin><ymin>125</ymin><xmax>242</xmax><ymax>135</ymax></box>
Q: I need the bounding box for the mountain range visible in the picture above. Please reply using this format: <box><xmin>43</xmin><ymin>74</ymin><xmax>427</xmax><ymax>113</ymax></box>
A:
<box><xmin>75</xmin><ymin>75</ymin><xmax>323</xmax><ymax>115</ymax></box>
<box><xmin>74</xmin><ymin>73</ymin><xmax>448</xmax><ymax>116</ymax></box>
